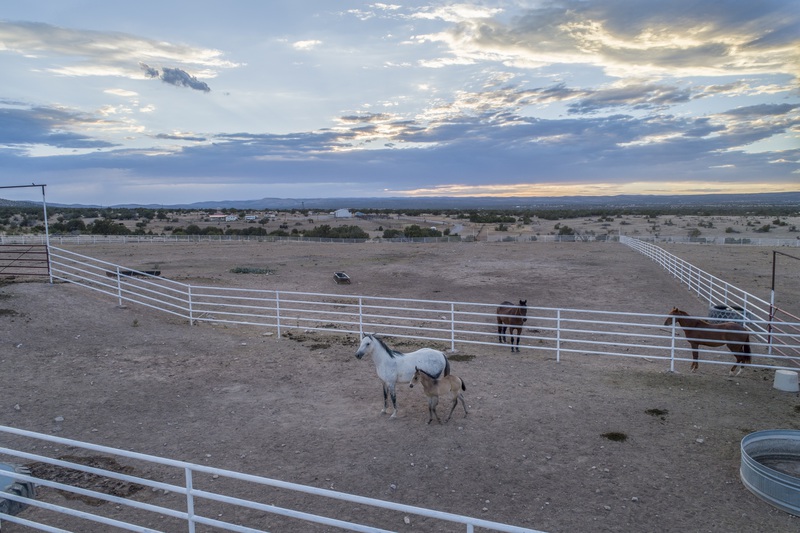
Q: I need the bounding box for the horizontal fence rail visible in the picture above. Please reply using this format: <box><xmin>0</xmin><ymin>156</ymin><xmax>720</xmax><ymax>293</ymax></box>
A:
<box><xmin>621</xmin><ymin>236</ymin><xmax>800</xmax><ymax>362</ymax></box>
<box><xmin>46</xmin><ymin>246</ymin><xmax>800</xmax><ymax>374</ymax></box>
<box><xmin>0</xmin><ymin>426</ymin><xmax>543</xmax><ymax>533</ymax></box>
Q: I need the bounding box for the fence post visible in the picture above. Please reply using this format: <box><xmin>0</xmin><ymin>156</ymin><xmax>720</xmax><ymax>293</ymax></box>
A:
<box><xmin>187</xmin><ymin>285</ymin><xmax>194</xmax><ymax>326</ymax></box>
<box><xmin>450</xmin><ymin>303</ymin><xmax>456</xmax><ymax>352</ymax></box>
<box><xmin>556</xmin><ymin>309</ymin><xmax>562</xmax><ymax>363</ymax></box>
<box><xmin>668</xmin><ymin>317</ymin><xmax>677</xmax><ymax>373</ymax></box>
<box><xmin>276</xmin><ymin>291</ymin><xmax>282</xmax><ymax>338</ymax></box>
<box><xmin>115</xmin><ymin>266</ymin><xmax>123</xmax><ymax>306</ymax></box>
<box><xmin>358</xmin><ymin>297</ymin><xmax>364</xmax><ymax>337</ymax></box>
<box><xmin>185</xmin><ymin>467</ymin><xmax>197</xmax><ymax>533</ymax></box>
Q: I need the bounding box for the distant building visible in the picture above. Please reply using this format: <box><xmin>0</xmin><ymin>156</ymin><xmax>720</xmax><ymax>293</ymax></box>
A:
<box><xmin>244</xmin><ymin>215</ymin><xmax>258</xmax><ymax>221</ymax></box>
<box><xmin>333</xmin><ymin>209</ymin><xmax>352</xmax><ymax>218</ymax></box>
<box><xmin>225</xmin><ymin>214</ymin><xmax>239</xmax><ymax>222</ymax></box>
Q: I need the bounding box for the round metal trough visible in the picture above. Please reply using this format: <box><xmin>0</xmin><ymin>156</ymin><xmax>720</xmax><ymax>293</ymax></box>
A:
<box><xmin>740</xmin><ymin>430</ymin><xmax>800</xmax><ymax>516</ymax></box>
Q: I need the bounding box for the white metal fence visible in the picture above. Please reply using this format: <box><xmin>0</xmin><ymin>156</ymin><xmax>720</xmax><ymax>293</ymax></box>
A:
<box><xmin>46</xmin><ymin>245</ymin><xmax>800</xmax><ymax>373</ymax></box>
<box><xmin>620</xmin><ymin>236</ymin><xmax>800</xmax><ymax>361</ymax></box>
<box><xmin>2</xmin><ymin>234</ymin><xmax>463</xmax><ymax>245</ymax></box>
<box><xmin>0</xmin><ymin>425</ymin><xmax>543</xmax><ymax>533</ymax></box>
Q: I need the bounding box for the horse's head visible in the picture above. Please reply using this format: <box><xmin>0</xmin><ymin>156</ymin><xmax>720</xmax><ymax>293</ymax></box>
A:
<box><xmin>409</xmin><ymin>367</ymin><xmax>422</xmax><ymax>388</ymax></box>
<box><xmin>663</xmin><ymin>307</ymin><xmax>687</xmax><ymax>326</ymax></box>
<box><xmin>355</xmin><ymin>334</ymin><xmax>374</xmax><ymax>359</ymax></box>
<box><xmin>519</xmin><ymin>299</ymin><xmax>528</xmax><ymax>322</ymax></box>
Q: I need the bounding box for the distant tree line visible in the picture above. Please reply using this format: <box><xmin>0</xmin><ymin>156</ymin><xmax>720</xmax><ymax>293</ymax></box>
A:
<box><xmin>0</xmin><ymin>204</ymin><xmax>797</xmax><ymax>236</ymax></box>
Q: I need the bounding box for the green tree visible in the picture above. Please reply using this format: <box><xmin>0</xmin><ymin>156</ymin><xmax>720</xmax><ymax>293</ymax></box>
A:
<box><xmin>89</xmin><ymin>218</ymin><xmax>132</xmax><ymax>235</ymax></box>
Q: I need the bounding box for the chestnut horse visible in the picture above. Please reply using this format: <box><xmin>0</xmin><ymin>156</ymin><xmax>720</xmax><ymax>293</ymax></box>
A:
<box><xmin>664</xmin><ymin>307</ymin><xmax>752</xmax><ymax>375</ymax></box>
<box><xmin>497</xmin><ymin>300</ymin><xmax>527</xmax><ymax>352</ymax></box>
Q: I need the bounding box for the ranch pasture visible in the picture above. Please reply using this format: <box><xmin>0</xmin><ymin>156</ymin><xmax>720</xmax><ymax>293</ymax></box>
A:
<box><xmin>1</xmin><ymin>234</ymin><xmax>800</xmax><ymax>532</ymax></box>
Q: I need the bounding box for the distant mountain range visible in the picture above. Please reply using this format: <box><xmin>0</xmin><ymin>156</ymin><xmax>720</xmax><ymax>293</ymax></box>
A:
<box><xmin>3</xmin><ymin>192</ymin><xmax>799</xmax><ymax>211</ymax></box>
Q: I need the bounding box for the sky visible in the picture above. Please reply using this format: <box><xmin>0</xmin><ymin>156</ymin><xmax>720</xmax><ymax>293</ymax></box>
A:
<box><xmin>1</xmin><ymin>1</ymin><xmax>799</xmax><ymax>206</ymax></box>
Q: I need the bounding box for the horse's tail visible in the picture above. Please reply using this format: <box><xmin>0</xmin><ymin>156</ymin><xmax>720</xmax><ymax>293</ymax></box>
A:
<box><xmin>460</xmin><ymin>379</ymin><xmax>466</xmax><ymax>392</ymax></box>
<box><xmin>443</xmin><ymin>357</ymin><xmax>451</xmax><ymax>377</ymax></box>
<box><xmin>743</xmin><ymin>337</ymin><xmax>752</xmax><ymax>362</ymax></box>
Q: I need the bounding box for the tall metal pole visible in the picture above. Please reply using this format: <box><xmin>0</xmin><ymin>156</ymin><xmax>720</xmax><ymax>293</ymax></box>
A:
<box><xmin>40</xmin><ymin>184</ymin><xmax>52</xmax><ymax>283</ymax></box>
<box><xmin>770</xmin><ymin>250</ymin><xmax>800</xmax><ymax>356</ymax></box>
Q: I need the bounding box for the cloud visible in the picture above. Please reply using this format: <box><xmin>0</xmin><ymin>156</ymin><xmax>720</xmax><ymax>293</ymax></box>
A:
<box><xmin>414</xmin><ymin>0</ymin><xmax>800</xmax><ymax>80</ymax></box>
<box><xmin>292</xmin><ymin>40</ymin><xmax>322</xmax><ymax>51</ymax></box>
<box><xmin>0</xmin><ymin>105</ymin><xmax>118</xmax><ymax>152</ymax></box>
<box><xmin>722</xmin><ymin>103</ymin><xmax>800</xmax><ymax>117</ymax></box>
<box><xmin>160</xmin><ymin>67</ymin><xmax>211</xmax><ymax>92</ymax></box>
<box><xmin>567</xmin><ymin>82</ymin><xmax>693</xmax><ymax>114</ymax></box>
<box><xmin>104</xmin><ymin>88</ymin><xmax>138</xmax><ymax>97</ymax></box>
<box><xmin>138</xmin><ymin>62</ymin><xmax>211</xmax><ymax>92</ymax></box>
<box><xmin>0</xmin><ymin>21</ymin><xmax>239</xmax><ymax>82</ymax></box>
<box><xmin>153</xmin><ymin>132</ymin><xmax>207</xmax><ymax>142</ymax></box>
<box><xmin>140</xmin><ymin>62</ymin><xmax>160</xmax><ymax>79</ymax></box>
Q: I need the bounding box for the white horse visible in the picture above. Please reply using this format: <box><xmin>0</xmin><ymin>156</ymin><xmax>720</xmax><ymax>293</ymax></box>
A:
<box><xmin>355</xmin><ymin>334</ymin><xmax>450</xmax><ymax>418</ymax></box>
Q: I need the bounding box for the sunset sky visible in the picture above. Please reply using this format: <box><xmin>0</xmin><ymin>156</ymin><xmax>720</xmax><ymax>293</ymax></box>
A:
<box><xmin>1</xmin><ymin>1</ymin><xmax>798</xmax><ymax>206</ymax></box>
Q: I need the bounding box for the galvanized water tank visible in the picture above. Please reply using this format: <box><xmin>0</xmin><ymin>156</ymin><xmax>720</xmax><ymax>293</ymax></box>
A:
<box><xmin>740</xmin><ymin>430</ymin><xmax>800</xmax><ymax>516</ymax></box>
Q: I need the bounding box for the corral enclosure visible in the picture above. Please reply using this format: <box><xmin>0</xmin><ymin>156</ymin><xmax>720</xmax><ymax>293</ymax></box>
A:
<box><xmin>1</xmin><ymin>237</ymin><xmax>800</xmax><ymax>532</ymax></box>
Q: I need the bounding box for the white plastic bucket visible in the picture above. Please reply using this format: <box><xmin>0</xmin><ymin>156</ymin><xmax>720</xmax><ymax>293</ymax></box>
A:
<box><xmin>774</xmin><ymin>370</ymin><xmax>800</xmax><ymax>393</ymax></box>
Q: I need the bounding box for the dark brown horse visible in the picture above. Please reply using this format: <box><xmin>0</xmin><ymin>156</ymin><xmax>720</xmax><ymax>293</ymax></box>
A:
<box><xmin>497</xmin><ymin>300</ymin><xmax>527</xmax><ymax>352</ymax></box>
<box><xmin>664</xmin><ymin>307</ymin><xmax>752</xmax><ymax>375</ymax></box>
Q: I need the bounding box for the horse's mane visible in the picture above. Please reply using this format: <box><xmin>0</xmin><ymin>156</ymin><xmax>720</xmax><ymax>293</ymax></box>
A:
<box><xmin>371</xmin><ymin>334</ymin><xmax>403</xmax><ymax>358</ymax></box>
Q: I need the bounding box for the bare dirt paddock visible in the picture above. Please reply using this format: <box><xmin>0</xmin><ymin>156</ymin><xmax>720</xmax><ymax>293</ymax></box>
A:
<box><xmin>1</xmin><ymin>239</ymin><xmax>800</xmax><ymax>532</ymax></box>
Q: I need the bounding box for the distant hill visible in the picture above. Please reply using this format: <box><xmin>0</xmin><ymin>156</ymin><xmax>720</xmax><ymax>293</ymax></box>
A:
<box><xmin>0</xmin><ymin>198</ymin><xmax>40</xmax><ymax>207</ymax></box>
<box><xmin>3</xmin><ymin>192</ymin><xmax>800</xmax><ymax>211</ymax></box>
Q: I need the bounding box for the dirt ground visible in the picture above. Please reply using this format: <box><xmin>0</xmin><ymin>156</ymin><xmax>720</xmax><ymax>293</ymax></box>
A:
<box><xmin>2</xmin><ymin>220</ymin><xmax>800</xmax><ymax>532</ymax></box>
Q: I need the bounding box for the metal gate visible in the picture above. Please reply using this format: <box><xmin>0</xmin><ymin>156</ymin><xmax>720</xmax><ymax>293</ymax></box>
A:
<box><xmin>0</xmin><ymin>244</ymin><xmax>50</xmax><ymax>277</ymax></box>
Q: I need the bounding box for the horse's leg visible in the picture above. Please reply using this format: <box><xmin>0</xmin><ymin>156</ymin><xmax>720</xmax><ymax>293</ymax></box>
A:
<box><xmin>388</xmin><ymin>383</ymin><xmax>398</xmax><ymax>418</ymax></box>
<box><xmin>514</xmin><ymin>328</ymin><xmax>521</xmax><ymax>352</ymax></box>
<box><xmin>735</xmin><ymin>339</ymin><xmax>752</xmax><ymax>376</ymax></box>
<box><xmin>459</xmin><ymin>392</ymin><xmax>468</xmax><ymax>417</ymax></box>
<box><xmin>729</xmin><ymin>345</ymin><xmax>745</xmax><ymax>376</ymax></box>
<box><xmin>381</xmin><ymin>384</ymin><xmax>389</xmax><ymax>414</ymax></box>
<box><xmin>445</xmin><ymin>396</ymin><xmax>458</xmax><ymax>422</ymax></box>
<box><xmin>428</xmin><ymin>396</ymin><xmax>441</xmax><ymax>424</ymax></box>
<box><xmin>497</xmin><ymin>323</ymin><xmax>506</xmax><ymax>344</ymax></box>
<box><xmin>689</xmin><ymin>343</ymin><xmax>699</xmax><ymax>372</ymax></box>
